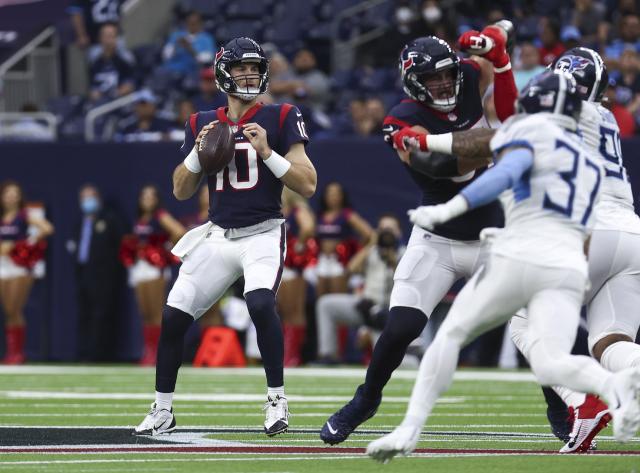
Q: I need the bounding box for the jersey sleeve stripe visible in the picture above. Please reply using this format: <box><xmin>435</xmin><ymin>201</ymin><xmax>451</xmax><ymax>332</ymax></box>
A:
<box><xmin>189</xmin><ymin>113</ymin><xmax>199</xmax><ymax>137</ymax></box>
<box><xmin>492</xmin><ymin>139</ymin><xmax>534</xmax><ymax>158</ymax></box>
<box><xmin>279</xmin><ymin>103</ymin><xmax>294</xmax><ymax>131</ymax></box>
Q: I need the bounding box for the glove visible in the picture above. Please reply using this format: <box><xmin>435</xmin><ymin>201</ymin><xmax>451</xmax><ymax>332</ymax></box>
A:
<box><xmin>392</xmin><ymin>127</ymin><xmax>428</xmax><ymax>152</ymax></box>
<box><xmin>458</xmin><ymin>25</ymin><xmax>509</xmax><ymax>69</ymax></box>
<box><xmin>408</xmin><ymin>195</ymin><xmax>469</xmax><ymax>230</ymax></box>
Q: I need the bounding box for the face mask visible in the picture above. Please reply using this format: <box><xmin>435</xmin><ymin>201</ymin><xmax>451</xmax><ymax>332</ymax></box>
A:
<box><xmin>81</xmin><ymin>196</ymin><xmax>100</xmax><ymax>215</ymax></box>
<box><xmin>396</xmin><ymin>7</ymin><xmax>414</xmax><ymax>24</ymax></box>
<box><xmin>423</xmin><ymin>6</ymin><xmax>442</xmax><ymax>23</ymax></box>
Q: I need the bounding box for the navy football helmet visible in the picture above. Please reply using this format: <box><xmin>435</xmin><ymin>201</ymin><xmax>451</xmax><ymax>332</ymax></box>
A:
<box><xmin>399</xmin><ymin>36</ymin><xmax>462</xmax><ymax>112</ymax></box>
<box><xmin>214</xmin><ymin>37</ymin><xmax>269</xmax><ymax>101</ymax></box>
<box><xmin>517</xmin><ymin>70</ymin><xmax>582</xmax><ymax>122</ymax></box>
<box><xmin>551</xmin><ymin>47</ymin><xmax>608</xmax><ymax>103</ymax></box>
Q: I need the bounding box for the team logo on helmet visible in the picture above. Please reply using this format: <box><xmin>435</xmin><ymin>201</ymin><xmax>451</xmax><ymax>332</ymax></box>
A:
<box><xmin>555</xmin><ymin>55</ymin><xmax>593</xmax><ymax>74</ymax></box>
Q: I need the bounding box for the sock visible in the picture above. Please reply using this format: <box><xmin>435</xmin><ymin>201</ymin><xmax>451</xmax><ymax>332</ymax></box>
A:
<box><xmin>155</xmin><ymin>391</ymin><xmax>173</xmax><ymax>411</ymax></box>
<box><xmin>245</xmin><ymin>289</ymin><xmax>284</xmax><ymax>387</ymax></box>
<box><xmin>268</xmin><ymin>386</ymin><xmax>285</xmax><ymax>399</ymax></box>
<box><xmin>551</xmin><ymin>386</ymin><xmax>585</xmax><ymax>409</ymax></box>
<box><xmin>155</xmin><ymin>306</ymin><xmax>194</xmax><ymax>393</ymax></box>
<box><xmin>599</xmin><ymin>341</ymin><xmax>640</xmax><ymax>371</ymax></box>
<box><xmin>363</xmin><ymin>306</ymin><xmax>427</xmax><ymax>399</ymax></box>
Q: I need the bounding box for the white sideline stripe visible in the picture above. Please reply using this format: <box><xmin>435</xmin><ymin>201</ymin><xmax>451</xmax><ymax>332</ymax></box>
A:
<box><xmin>0</xmin><ymin>391</ymin><xmax>467</xmax><ymax>404</ymax></box>
<box><xmin>0</xmin><ymin>457</ymin><xmax>367</xmax><ymax>466</ymax></box>
<box><xmin>0</xmin><ymin>412</ymin><xmax>538</xmax><ymax>418</ymax></box>
<box><xmin>0</xmin><ymin>365</ymin><xmax>538</xmax><ymax>382</ymax></box>
<box><xmin>0</xmin><ymin>424</ymin><xmax>554</xmax><ymax>429</ymax></box>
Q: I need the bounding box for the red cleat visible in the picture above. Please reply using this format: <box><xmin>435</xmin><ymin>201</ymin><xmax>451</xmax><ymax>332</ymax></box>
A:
<box><xmin>560</xmin><ymin>394</ymin><xmax>611</xmax><ymax>453</ymax></box>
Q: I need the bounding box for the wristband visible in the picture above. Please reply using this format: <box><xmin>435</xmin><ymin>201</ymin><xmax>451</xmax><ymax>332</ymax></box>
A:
<box><xmin>263</xmin><ymin>150</ymin><xmax>291</xmax><ymax>178</ymax></box>
<box><xmin>183</xmin><ymin>146</ymin><xmax>202</xmax><ymax>173</ymax></box>
<box><xmin>426</xmin><ymin>133</ymin><xmax>453</xmax><ymax>155</ymax></box>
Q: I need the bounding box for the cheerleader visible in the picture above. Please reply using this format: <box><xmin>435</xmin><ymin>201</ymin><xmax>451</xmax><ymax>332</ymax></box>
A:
<box><xmin>315</xmin><ymin>182</ymin><xmax>372</xmax><ymax>298</ymax></box>
<box><xmin>278</xmin><ymin>188</ymin><xmax>316</xmax><ymax>367</ymax></box>
<box><xmin>122</xmin><ymin>185</ymin><xmax>185</xmax><ymax>365</ymax></box>
<box><xmin>0</xmin><ymin>180</ymin><xmax>53</xmax><ymax>364</ymax></box>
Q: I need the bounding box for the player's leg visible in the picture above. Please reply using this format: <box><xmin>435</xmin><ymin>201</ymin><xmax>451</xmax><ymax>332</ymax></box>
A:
<box><xmin>241</xmin><ymin>224</ymin><xmax>290</xmax><ymax>436</ymax></box>
<box><xmin>321</xmin><ymin>228</ymin><xmax>459</xmax><ymax>444</ymax></box>
<box><xmin>367</xmin><ymin>255</ymin><xmax>527</xmax><ymax>462</ymax></box>
<box><xmin>133</xmin><ymin>233</ymin><xmax>241</xmax><ymax>436</ymax></box>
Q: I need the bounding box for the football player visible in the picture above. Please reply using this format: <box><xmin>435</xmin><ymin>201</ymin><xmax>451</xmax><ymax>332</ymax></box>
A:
<box><xmin>133</xmin><ymin>37</ymin><xmax>316</xmax><ymax>437</ymax></box>
<box><xmin>367</xmin><ymin>70</ymin><xmax>640</xmax><ymax>463</ymax></box>
<box><xmin>321</xmin><ymin>25</ymin><xmax>518</xmax><ymax>445</ymax></box>
<box><xmin>402</xmin><ymin>47</ymin><xmax>640</xmax><ymax>453</ymax></box>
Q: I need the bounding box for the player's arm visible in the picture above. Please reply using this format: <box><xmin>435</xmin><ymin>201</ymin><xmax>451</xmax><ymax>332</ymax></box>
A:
<box><xmin>242</xmin><ymin>124</ymin><xmax>317</xmax><ymax>198</ymax></box>
<box><xmin>409</xmin><ymin>145</ymin><xmax>533</xmax><ymax>229</ymax></box>
<box><xmin>394</xmin><ymin>126</ymin><xmax>496</xmax><ymax>161</ymax></box>
<box><xmin>173</xmin><ymin>121</ymin><xmax>216</xmax><ymax>200</ymax></box>
<box><xmin>158</xmin><ymin>212</ymin><xmax>186</xmax><ymax>243</ymax></box>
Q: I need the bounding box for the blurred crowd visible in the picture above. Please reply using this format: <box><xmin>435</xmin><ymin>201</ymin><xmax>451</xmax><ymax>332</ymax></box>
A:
<box><xmin>4</xmin><ymin>0</ymin><xmax>640</xmax><ymax>141</ymax></box>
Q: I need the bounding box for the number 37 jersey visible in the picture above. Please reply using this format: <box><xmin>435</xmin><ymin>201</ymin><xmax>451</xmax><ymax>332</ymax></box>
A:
<box><xmin>489</xmin><ymin>113</ymin><xmax>604</xmax><ymax>274</ymax></box>
<box><xmin>181</xmin><ymin>103</ymin><xmax>309</xmax><ymax>229</ymax></box>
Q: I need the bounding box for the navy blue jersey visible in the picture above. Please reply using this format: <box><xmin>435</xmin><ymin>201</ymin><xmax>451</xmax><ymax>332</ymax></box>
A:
<box><xmin>89</xmin><ymin>51</ymin><xmax>135</xmax><ymax>98</ymax></box>
<box><xmin>383</xmin><ymin>60</ymin><xmax>503</xmax><ymax>240</ymax></box>
<box><xmin>181</xmin><ymin>102</ymin><xmax>309</xmax><ymax>229</ymax></box>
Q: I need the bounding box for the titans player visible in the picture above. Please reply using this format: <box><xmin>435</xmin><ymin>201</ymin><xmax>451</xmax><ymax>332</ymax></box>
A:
<box><xmin>133</xmin><ymin>37</ymin><xmax>316</xmax><ymax>437</ymax></box>
<box><xmin>321</xmin><ymin>26</ymin><xmax>518</xmax><ymax>444</ymax></box>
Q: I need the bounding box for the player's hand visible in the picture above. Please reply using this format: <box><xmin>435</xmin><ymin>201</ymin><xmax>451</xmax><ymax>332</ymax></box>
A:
<box><xmin>408</xmin><ymin>205</ymin><xmax>448</xmax><ymax>230</ymax></box>
<box><xmin>458</xmin><ymin>25</ymin><xmax>509</xmax><ymax>69</ymax></box>
<box><xmin>392</xmin><ymin>127</ymin><xmax>428</xmax><ymax>152</ymax></box>
<box><xmin>242</xmin><ymin>123</ymin><xmax>271</xmax><ymax>159</ymax></box>
<box><xmin>195</xmin><ymin>120</ymin><xmax>218</xmax><ymax>147</ymax></box>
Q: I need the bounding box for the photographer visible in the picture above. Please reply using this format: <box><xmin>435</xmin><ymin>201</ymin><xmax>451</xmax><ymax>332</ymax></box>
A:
<box><xmin>315</xmin><ymin>214</ymin><xmax>404</xmax><ymax>363</ymax></box>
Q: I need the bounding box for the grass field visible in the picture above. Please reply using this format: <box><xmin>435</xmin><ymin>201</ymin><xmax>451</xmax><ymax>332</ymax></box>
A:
<box><xmin>0</xmin><ymin>365</ymin><xmax>639</xmax><ymax>473</ymax></box>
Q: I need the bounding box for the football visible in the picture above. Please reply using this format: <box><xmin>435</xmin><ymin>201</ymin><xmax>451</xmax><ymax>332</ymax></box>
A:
<box><xmin>197</xmin><ymin>122</ymin><xmax>236</xmax><ymax>175</ymax></box>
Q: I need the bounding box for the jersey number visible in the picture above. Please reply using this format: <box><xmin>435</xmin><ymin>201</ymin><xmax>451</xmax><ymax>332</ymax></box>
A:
<box><xmin>599</xmin><ymin>126</ymin><xmax>626</xmax><ymax>181</ymax></box>
<box><xmin>215</xmin><ymin>143</ymin><xmax>259</xmax><ymax>191</ymax></box>
<box><xmin>543</xmin><ymin>139</ymin><xmax>601</xmax><ymax>225</ymax></box>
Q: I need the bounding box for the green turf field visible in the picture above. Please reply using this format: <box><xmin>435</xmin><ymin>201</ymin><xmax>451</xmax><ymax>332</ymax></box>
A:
<box><xmin>0</xmin><ymin>365</ymin><xmax>638</xmax><ymax>472</ymax></box>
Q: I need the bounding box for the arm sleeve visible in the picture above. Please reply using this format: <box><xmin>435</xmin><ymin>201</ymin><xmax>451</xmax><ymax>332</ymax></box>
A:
<box><xmin>279</xmin><ymin>105</ymin><xmax>309</xmax><ymax>152</ymax></box>
<box><xmin>493</xmin><ymin>69</ymin><xmax>518</xmax><ymax>122</ymax></box>
<box><xmin>460</xmin><ymin>147</ymin><xmax>533</xmax><ymax>209</ymax></box>
<box><xmin>409</xmin><ymin>151</ymin><xmax>460</xmax><ymax>178</ymax></box>
<box><xmin>179</xmin><ymin>113</ymin><xmax>198</xmax><ymax>157</ymax></box>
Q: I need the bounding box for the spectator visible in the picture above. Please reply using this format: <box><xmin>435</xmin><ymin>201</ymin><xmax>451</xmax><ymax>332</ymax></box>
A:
<box><xmin>88</xmin><ymin>23</ymin><xmax>136</xmax><ymax>104</ymax></box>
<box><xmin>1</xmin><ymin>104</ymin><xmax>55</xmax><ymax>142</ymax></box>
<box><xmin>610</xmin><ymin>48</ymin><xmax>640</xmax><ymax>120</ymax></box>
<box><xmin>268</xmin><ymin>53</ymin><xmax>306</xmax><ymax>104</ymax></box>
<box><xmin>538</xmin><ymin>17</ymin><xmax>566</xmax><ymax>66</ymax></box>
<box><xmin>0</xmin><ymin>181</ymin><xmax>54</xmax><ymax>364</ymax></box>
<box><xmin>191</xmin><ymin>68</ymin><xmax>227</xmax><ymax>112</ymax></box>
<box><xmin>68</xmin><ymin>0</ymin><xmax>124</xmax><ymax>48</ymax></box>
<box><xmin>560</xmin><ymin>25</ymin><xmax>583</xmax><ymax>50</ymax></box>
<box><xmin>168</xmin><ymin>99</ymin><xmax>195</xmax><ymax>142</ymax></box>
<box><xmin>316</xmin><ymin>214</ymin><xmax>404</xmax><ymax>363</ymax></box>
<box><xmin>114</xmin><ymin>90</ymin><xmax>172</xmax><ymax>142</ymax></box>
<box><xmin>161</xmin><ymin>11</ymin><xmax>215</xmax><ymax>81</ymax></box>
<box><xmin>290</xmin><ymin>49</ymin><xmax>331</xmax><ymax>111</ymax></box>
<box><xmin>604</xmin><ymin>79</ymin><xmax>636</xmax><ymax>136</ymax></box>
<box><xmin>351</xmin><ymin>98</ymin><xmax>386</xmax><ymax>137</ymax></box>
<box><xmin>121</xmin><ymin>185</ymin><xmax>185</xmax><ymax>365</ymax></box>
<box><xmin>604</xmin><ymin>13</ymin><xmax>640</xmax><ymax>69</ymax></box>
<box><xmin>315</xmin><ymin>182</ymin><xmax>373</xmax><ymax>298</ymax></box>
<box><xmin>514</xmin><ymin>42</ymin><xmax>546</xmax><ymax>90</ymax></box>
<box><xmin>571</xmin><ymin>0</ymin><xmax>605</xmax><ymax>46</ymax></box>
<box><xmin>74</xmin><ymin>184</ymin><xmax>125</xmax><ymax>362</ymax></box>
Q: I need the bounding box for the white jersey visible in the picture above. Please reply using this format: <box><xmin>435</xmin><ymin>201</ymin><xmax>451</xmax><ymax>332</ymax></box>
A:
<box><xmin>489</xmin><ymin>113</ymin><xmax>604</xmax><ymax>275</ymax></box>
<box><xmin>578</xmin><ymin>101</ymin><xmax>640</xmax><ymax>233</ymax></box>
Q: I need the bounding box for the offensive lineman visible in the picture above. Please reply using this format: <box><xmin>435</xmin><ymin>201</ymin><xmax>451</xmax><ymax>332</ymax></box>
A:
<box><xmin>367</xmin><ymin>71</ymin><xmax>640</xmax><ymax>463</ymax></box>
<box><xmin>133</xmin><ymin>37</ymin><xmax>316</xmax><ymax>437</ymax></box>
<box><xmin>321</xmin><ymin>25</ymin><xmax>518</xmax><ymax>445</ymax></box>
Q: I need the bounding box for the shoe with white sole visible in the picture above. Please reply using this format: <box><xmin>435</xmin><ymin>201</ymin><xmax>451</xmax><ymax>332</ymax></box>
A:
<box><xmin>560</xmin><ymin>394</ymin><xmax>611</xmax><ymax>453</ymax></box>
<box><xmin>264</xmin><ymin>394</ymin><xmax>289</xmax><ymax>436</ymax></box>
<box><xmin>366</xmin><ymin>423</ymin><xmax>421</xmax><ymax>464</ymax></box>
<box><xmin>608</xmin><ymin>368</ymin><xmax>640</xmax><ymax>443</ymax></box>
<box><xmin>132</xmin><ymin>402</ymin><xmax>176</xmax><ymax>436</ymax></box>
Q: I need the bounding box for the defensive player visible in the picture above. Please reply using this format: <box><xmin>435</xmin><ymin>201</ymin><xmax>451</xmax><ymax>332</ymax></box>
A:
<box><xmin>321</xmin><ymin>25</ymin><xmax>518</xmax><ymax>445</ymax></box>
<box><xmin>367</xmin><ymin>71</ymin><xmax>640</xmax><ymax>463</ymax></box>
<box><xmin>133</xmin><ymin>37</ymin><xmax>316</xmax><ymax>437</ymax></box>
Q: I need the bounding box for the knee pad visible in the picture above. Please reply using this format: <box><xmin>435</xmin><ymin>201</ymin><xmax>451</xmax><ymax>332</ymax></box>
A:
<box><xmin>384</xmin><ymin>306</ymin><xmax>428</xmax><ymax>344</ymax></box>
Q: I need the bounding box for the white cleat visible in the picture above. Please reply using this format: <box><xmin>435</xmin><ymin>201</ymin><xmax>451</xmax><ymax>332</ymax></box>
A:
<box><xmin>264</xmin><ymin>395</ymin><xmax>289</xmax><ymax>436</ymax></box>
<box><xmin>608</xmin><ymin>368</ymin><xmax>640</xmax><ymax>443</ymax></box>
<box><xmin>132</xmin><ymin>402</ymin><xmax>176</xmax><ymax>436</ymax></box>
<box><xmin>366</xmin><ymin>424</ymin><xmax>421</xmax><ymax>463</ymax></box>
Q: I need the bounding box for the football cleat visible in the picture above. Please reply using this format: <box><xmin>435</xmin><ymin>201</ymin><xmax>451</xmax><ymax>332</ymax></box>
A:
<box><xmin>366</xmin><ymin>423</ymin><xmax>421</xmax><ymax>463</ymax></box>
<box><xmin>320</xmin><ymin>384</ymin><xmax>381</xmax><ymax>445</ymax></box>
<box><xmin>264</xmin><ymin>394</ymin><xmax>289</xmax><ymax>436</ymax></box>
<box><xmin>132</xmin><ymin>402</ymin><xmax>176</xmax><ymax>436</ymax></box>
<box><xmin>560</xmin><ymin>394</ymin><xmax>611</xmax><ymax>453</ymax></box>
<box><xmin>608</xmin><ymin>368</ymin><xmax>640</xmax><ymax>443</ymax></box>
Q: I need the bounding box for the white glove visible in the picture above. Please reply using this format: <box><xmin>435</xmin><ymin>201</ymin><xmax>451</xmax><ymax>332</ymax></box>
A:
<box><xmin>408</xmin><ymin>195</ymin><xmax>469</xmax><ymax>230</ymax></box>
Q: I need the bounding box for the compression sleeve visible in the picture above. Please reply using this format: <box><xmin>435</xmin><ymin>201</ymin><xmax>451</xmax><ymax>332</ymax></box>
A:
<box><xmin>460</xmin><ymin>147</ymin><xmax>533</xmax><ymax>209</ymax></box>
